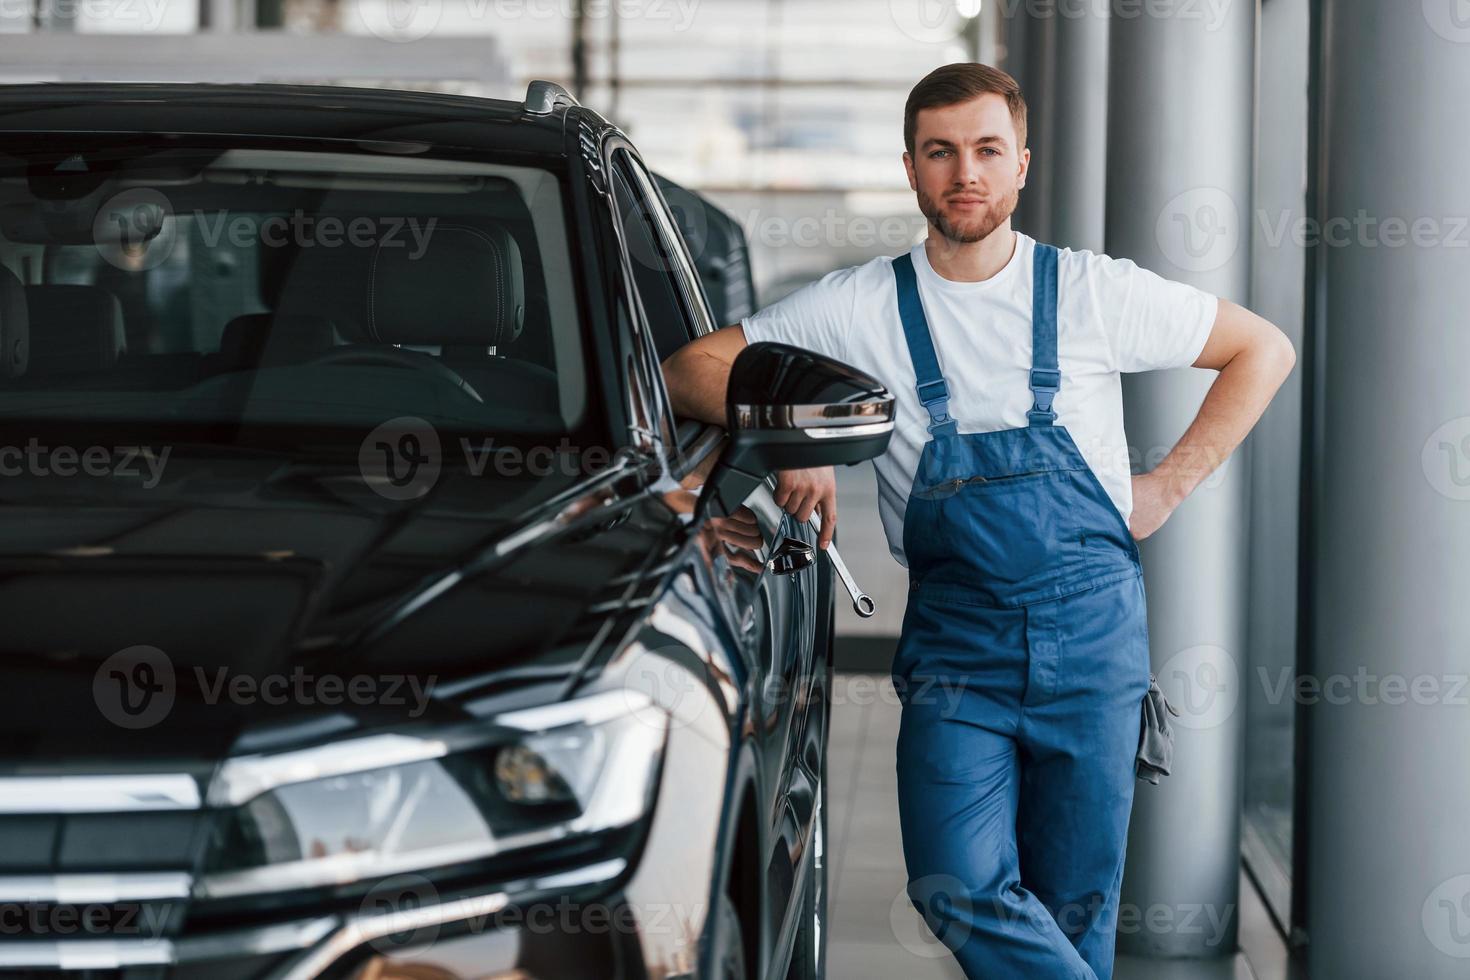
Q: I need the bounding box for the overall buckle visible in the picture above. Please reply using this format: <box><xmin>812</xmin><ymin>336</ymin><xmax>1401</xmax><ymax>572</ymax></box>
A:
<box><xmin>916</xmin><ymin>378</ymin><xmax>949</xmax><ymax>406</ymax></box>
<box><xmin>1030</xmin><ymin>368</ymin><xmax>1062</xmax><ymax>393</ymax></box>
<box><xmin>1029</xmin><ymin>369</ymin><xmax>1061</xmax><ymax>424</ymax></box>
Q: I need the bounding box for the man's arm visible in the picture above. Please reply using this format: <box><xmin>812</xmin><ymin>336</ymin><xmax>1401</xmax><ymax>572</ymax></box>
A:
<box><xmin>1129</xmin><ymin>298</ymin><xmax>1297</xmax><ymax>539</ymax></box>
<box><xmin>662</xmin><ymin>323</ymin><xmax>749</xmax><ymax>425</ymax></box>
<box><xmin>661</xmin><ymin>325</ymin><xmax>840</xmax><ymax>549</ymax></box>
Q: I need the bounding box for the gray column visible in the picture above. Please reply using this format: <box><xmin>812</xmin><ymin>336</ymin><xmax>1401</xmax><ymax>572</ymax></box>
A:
<box><xmin>1048</xmin><ymin>7</ymin><xmax>1109</xmax><ymax>252</ymax></box>
<box><xmin>1306</xmin><ymin>5</ymin><xmax>1470</xmax><ymax>977</ymax></box>
<box><xmin>1104</xmin><ymin>0</ymin><xmax>1256</xmax><ymax>960</ymax></box>
<box><xmin>1007</xmin><ymin>9</ymin><xmax>1055</xmax><ymax>241</ymax></box>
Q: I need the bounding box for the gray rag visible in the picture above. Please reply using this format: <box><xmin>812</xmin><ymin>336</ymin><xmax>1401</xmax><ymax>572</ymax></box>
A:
<box><xmin>1136</xmin><ymin>672</ymin><xmax>1182</xmax><ymax>784</ymax></box>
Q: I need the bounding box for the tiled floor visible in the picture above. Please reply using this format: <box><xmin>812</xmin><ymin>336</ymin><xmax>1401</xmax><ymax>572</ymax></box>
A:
<box><xmin>826</xmin><ymin>672</ymin><xmax>1300</xmax><ymax>980</ymax></box>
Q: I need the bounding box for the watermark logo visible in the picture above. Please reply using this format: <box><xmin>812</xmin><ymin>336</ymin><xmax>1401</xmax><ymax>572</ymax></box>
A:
<box><xmin>0</xmin><ymin>0</ymin><xmax>172</xmax><ymax>34</ymax></box>
<box><xmin>1424</xmin><ymin>0</ymin><xmax>1470</xmax><ymax>44</ymax></box>
<box><xmin>0</xmin><ymin>440</ymin><xmax>170</xmax><ymax>487</ymax></box>
<box><xmin>361</xmin><ymin>874</ymin><xmax>444</xmax><ymax>952</ymax></box>
<box><xmin>1424</xmin><ymin>874</ymin><xmax>1470</xmax><ymax>958</ymax></box>
<box><xmin>93</xmin><ymin>646</ymin><xmax>437</xmax><ymax>728</ymax></box>
<box><xmin>619</xmin><ymin>645</ymin><xmax>708</xmax><ymax>732</ymax></box>
<box><xmin>93</xmin><ymin>645</ymin><xmax>175</xmax><ymax>730</ymax></box>
<box><xmin>1156</xmin><ymin>643</ymin><xmax>1238</xmax><ymax>730</ymax></box>
<box><xmin>993</xmin><ymin>0</ymin><xmax>1232</xmax><ymax>31</ymax></box>
<box><xmin>93</xmin><ymin>189</ymin><xmax>176</xmax><ymax>272</ymax></box>
<box><xmin>1156</xmin><ymin>187</ymin><xmax>1240</xmax><ymax>274</ymax></box>
<box><xmin>891</xmin><ymin>873</ymin><xmax>974</xmax><ymax>958</ymax></box>
<box><xmin>620</xmin><ymin>181</ymin><xmax>710</xmax><ymax>273</ymax></box>
<box><xmin>1423</xmin><ymin>416</ymin><xmax>1470</xmax><ymax>501</ymax></box>
<box><xmin>356</xmin><ymin>0</ymin><xmax>700</xmax><ymax>41</ymax></box>
<box><xmin>888</xmin><ymin>0</ymin><xmax>969</xmax><ymax>44</ymax></box>
<box><xmin>360</xmin><ymin>417</ymin><xmax>442</xmax><ymax>500</ymax></box>
<box><xmin>355</xmin><ymin>0</ymin><xmax>443</xmax><ymax>41</ymax></box>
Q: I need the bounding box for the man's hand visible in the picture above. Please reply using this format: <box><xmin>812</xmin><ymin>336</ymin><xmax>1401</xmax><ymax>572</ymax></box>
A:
<box><xmin>773</xmin><ymin>466</ymin><xmax>838</xmax><ymax>549</ymax></box>
<box><xmin>1128</xmin><ymin>471</ymin><xmax>1182</xmax><ymax>541</ymax></box>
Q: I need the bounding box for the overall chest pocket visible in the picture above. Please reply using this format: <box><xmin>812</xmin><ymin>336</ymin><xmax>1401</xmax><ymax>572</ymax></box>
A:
<box><xmin>909</xmin><ymin>469</ymin><xmax>1081</xmax><ymax>590</ymax></box>
<box><xmin>912</xmin><ymin>468</ymin><xmax>1058</xmax><ymax>500</ymax></box>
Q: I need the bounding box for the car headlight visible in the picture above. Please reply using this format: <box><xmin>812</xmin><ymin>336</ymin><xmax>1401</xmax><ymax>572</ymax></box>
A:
<box><xmin>195</xmin><ymin>689</ymin><xmax>665</xmax><ymax>901</ymax></box>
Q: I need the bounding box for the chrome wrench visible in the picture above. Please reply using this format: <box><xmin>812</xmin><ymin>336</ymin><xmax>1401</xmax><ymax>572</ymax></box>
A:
<box><xmin>808</xmin><ymin>515</ymin><xmax>875</xmax><ymax>618</ymax></box>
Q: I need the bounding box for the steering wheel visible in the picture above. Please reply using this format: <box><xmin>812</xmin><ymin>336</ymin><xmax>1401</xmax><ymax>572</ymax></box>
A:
<box><xmin>306</xmin><ymin>345</ymin><xmax>484</xmax><ymax>403</ymax></box>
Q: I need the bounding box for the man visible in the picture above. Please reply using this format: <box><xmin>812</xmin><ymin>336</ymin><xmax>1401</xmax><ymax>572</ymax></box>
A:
<box><xmin>662</xmin><ymin>63</ymin><xmax>1294</xmax><ymax>979</ymax></box>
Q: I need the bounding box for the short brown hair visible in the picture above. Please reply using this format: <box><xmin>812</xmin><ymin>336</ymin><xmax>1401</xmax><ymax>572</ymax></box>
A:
<box><xmin>904</xmin><ymin>63</ymin><xmax>1028</xmax><ymax>156</ymax></box>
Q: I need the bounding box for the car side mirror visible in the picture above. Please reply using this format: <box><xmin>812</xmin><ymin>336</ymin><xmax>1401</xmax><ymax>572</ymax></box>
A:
<box><xmin>699</xmin><ymin>342</ymin><xmax>895</xmax><ymax>519</ymax></box>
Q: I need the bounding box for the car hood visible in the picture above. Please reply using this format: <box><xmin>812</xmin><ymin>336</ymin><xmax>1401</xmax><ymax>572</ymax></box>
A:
<box><xmin>0</xmin><ymin>451</ymin><xmax>684</xmax><ymax>769</ymax></box>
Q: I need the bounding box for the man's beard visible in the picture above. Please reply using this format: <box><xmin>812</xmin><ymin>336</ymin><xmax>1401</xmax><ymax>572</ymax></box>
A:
<box><xmin>916</xmin><ymin>185</ymin><xmax>1018</xmax><ymax>245</ymax></box>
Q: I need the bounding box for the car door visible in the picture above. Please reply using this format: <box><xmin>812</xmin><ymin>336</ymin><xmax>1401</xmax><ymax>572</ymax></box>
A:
<box><xmin>606</xmin><ymin>146</ymin><xmax>821</xmax><ymax>967</ymax></box>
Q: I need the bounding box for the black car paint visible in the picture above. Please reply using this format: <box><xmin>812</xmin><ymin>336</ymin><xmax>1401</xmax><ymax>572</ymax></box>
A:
<box><xmin>0</xmin><ymin>83</ymin><xmax>830</xmax><ymax>979</ymax></box>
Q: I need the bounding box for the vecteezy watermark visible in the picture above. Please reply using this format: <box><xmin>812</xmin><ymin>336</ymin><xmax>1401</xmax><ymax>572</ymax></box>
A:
<box><xmin>359</xmin><ymin>417</ymin><xmax>444</xmax><ymax>501</ymax></box>
<box><xmin>360</xmin><ymin>873</ymin><xmax>702</xmax><ymax>956</ymax></box>
<box><xmin>1034</xmin><ymin>894</ymin><xmax>1235</xmax><ymax>947</ymax></box>
<box><xmin>354</xmin><ymin>0</ymin><xmax>701</xmax><ymax>43</ymax></box>
<box><xmin>358</xmin><ymin>417</ymin><xmax>616</xmax><ymax>500</ymax></box>
<box><xmin>1257</xmin><ymin>210</ymin><xmax>1470</xmax><ymax>252</ymax></box>
<box><xmin>93</xmin><ymin>188</ymin><xmax>177</xmax><ymax>273</ymax></box>
<box><xmin>93</xmin><ymin>189</ymin><xmax>441</xmax><ymax>272</ymax></box>
<box><xmin>0</xmin><ymin>898</ymin><xmax>172</xmax><ymax>941</ymax></box>
<box><xmin>0</xmin><ymin>439</ymin><xmax>170</xmax><ymax>488</ymax></box>
<box><xmin>1160</xmin><ymin>188</ymin><xmax>1470</xmax><ymax>273</ymax></box>
<box><xmin>892</xmin><ymin>878</ymin><xmax>1235</xmax><ymax>956</ymax></box>
<box><xmin>0</xmin><ymin>0</ymin><xmax>171</xmax><ymax>31</ymax></box>
<box><xmin>892</xmin><ymin>0</ymin><xmax>1235</xmax><ymax>43</ymax></box>
<box><xmin>93</xmin><ymin>645</ymin><xmax>176</xmax><ymax>730</ymax></box>
<box><xmin>618</xmin><ymin>644</ymin><xmax>711</xmax><ymax>733</ymax></box>
<box><xmin>1108</xmin><ymin>899</ymin><xmax>1235</xmax><ymax>947</ymax></box>
<box><xmin>193</xmin><ymin>212</ymin><xmax>438</xmax><ymax>259</ymax></box>
<box><xmin>742</xmin><ymin>209</ymin><xmax>925</xmax><ymax>253</ymax></box>
<box><xmin>645</xmin><ymin>201</ymin><xmax>926</xmax><ymax>270</ymax></box>
<box><xmin>93</xmin><ymin>646</ymin><xmax>437</xmax><ymax>729</ymax></box>
<box><xmin>887</xmin><ymin>0</ymin><xmax>974</xmax><ymax>45</ymax></box>
<box><xmin>891</xmin><ymin>874</ymin><xmax>975</xmax><ymax>959</ymax></box>
<box><xmin>1423</xmin><ymin>0</ymin><xmax>1470</xmax><ymax>45</ymax></box>
<box><xmin>1255</xmin><ymin>667</ymin><xmax>1470</xmax><ymax>707</ymax></box>
<box><xmin>1156</xmin><ymin>187</ymin><xmax>1242</xmax><ymax>275</ymax></box>
<box><xmin>999</xmin><ymin>0</ymin><xmax>1233</xmax><ymax>27</ymax></box>
<box><xmin>618</xmin><ymin>642</ymin><xmax>973</xmax><ymax>731</ymax></box>
<box><xmin>1424</xmin><ymin>874</ymin><xmax>1470</xmax><ymax>958</ymax></box>
<box><xmin>1155</xmin><ymin>644</ymin><xmax>1239</xmax><ymax>730</ymax></box>
<box><xmin>1423</xmin><ymin>416</ymin><xmax>1470</xmax><ymax>501</ymax></box>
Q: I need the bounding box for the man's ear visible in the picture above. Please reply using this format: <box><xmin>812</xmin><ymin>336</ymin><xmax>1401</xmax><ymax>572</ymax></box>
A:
<box><xmin>1017</xmin><ymin>146</ymin><xmax>1031</xmax><ymax>190</ymax></box>
<box><xmin>903</xmin><ymin>151</ymin><xmax>917</xmax><ymax>191</ymax></box>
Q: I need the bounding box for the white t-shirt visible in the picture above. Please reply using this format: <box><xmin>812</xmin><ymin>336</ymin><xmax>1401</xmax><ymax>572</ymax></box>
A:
<box><xmin>739</xmin><ymin>232</ymin><xmax>1218</xmax><ymax>568</ymax></box>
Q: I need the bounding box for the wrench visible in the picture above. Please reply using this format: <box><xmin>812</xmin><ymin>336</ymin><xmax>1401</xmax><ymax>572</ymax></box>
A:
<box><xmin>807</xmin><ymin>515</ymin><xmax>875</xmax><ymax>618</ymax></box>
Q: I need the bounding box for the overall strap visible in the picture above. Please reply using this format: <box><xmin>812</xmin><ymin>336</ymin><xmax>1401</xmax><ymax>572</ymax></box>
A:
<box><xmin>892</xmin><ymin>252</ymin><xmax>958</xmax><ymax>436</ymax></box>
<box><xmin>1027</xmin><ymin>242</ymin><xmax>1062</xmax><ymax>427</ymax></box>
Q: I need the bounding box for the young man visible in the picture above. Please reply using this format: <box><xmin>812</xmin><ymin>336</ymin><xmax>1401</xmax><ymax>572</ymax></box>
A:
<box><xmin>662</xmin><ymin>63</ymin><xmax>1294</xmax><ymax>979</ymax></box>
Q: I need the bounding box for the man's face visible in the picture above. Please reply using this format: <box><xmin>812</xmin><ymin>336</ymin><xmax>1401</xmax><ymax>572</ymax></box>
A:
<box><xmin>904</xmin><ymin>93</ymin><xmax>1030</xmax><ymax>245</ymax></box>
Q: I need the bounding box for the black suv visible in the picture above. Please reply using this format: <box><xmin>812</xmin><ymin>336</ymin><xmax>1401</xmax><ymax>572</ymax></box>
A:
<box><xmin>0</xmin><ymin>81</ymin><xmax>893</xmax><ymax>979</ymax></box>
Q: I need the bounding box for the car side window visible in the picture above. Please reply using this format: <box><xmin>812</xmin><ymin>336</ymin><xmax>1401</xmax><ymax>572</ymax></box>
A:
<box><xmin>608</xmin><ymin>150</ymin><xmax>706</xmax><ymax>362</ymax></box>
<box><xmin>620</xmin><ymin>156</ymin><xmax>719</xmax><ymax>337</ymax></box>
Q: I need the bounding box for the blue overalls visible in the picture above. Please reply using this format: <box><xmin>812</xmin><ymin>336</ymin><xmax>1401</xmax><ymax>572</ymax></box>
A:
<box><xmin>889</xmin><ymin>243</ymin><xmax>1153</xmax><ymax>980</ymax></box>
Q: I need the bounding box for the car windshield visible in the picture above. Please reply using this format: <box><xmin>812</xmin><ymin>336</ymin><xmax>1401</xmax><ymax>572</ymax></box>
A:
<box><xmin>0</xmin><ymin>139</ymin><xmax>590</xmax><ymax>449</ymax></box>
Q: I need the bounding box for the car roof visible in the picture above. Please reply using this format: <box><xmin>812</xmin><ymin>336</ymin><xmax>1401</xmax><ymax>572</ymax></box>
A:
<box><xmin>0</xmin><ymin>82</ymin><xmax>577</xmax><ymax>157</ymax></box>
